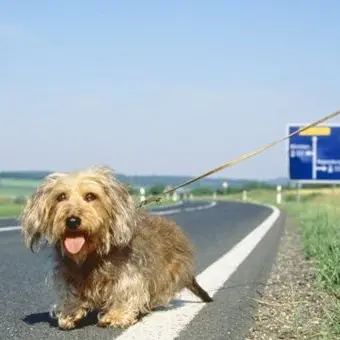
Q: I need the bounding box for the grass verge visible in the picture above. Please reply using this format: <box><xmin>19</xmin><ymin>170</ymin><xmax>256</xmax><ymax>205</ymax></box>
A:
<box><xmin>286</xmin><ymin>201</ymin><xmax>340</xmax><ymax>338</ymax></box>
<box><xmin>0</xmin><ymin>203</ymin><xmax>24</xmax><ymax>219</ymax></box>
<box><xmin>288</xmin><ymin>202</ymin><xmax>340</xmax><ymax>293</ymax></box>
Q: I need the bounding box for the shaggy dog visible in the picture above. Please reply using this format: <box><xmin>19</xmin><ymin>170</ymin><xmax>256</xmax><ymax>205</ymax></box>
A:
<box><xmin>20</xmin><ymin>166</ymin><xmax>212</xmax><ymax>330</ymax></box>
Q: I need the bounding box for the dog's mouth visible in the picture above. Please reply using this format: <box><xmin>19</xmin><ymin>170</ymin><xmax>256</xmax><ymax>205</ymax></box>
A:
<box><xmin>63</xmin><ymin>233</ymin><xmax>86</xmax><ymax>255</ymax></box>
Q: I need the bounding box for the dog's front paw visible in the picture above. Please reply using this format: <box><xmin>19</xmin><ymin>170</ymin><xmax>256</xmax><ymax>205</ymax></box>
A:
<box><xmin>58</xmin><ymin>314</ymin><xmax>77</xmax><ymax>330</ymax></box>
<box><xmin>97</xmin><ymin>309</ymin><xmax>138</xmax><ymax>328</ymax></box>
<box><xmin>57</xmin><ymin>309</ymin><xmax>87</xmax><ymax>330</ymax></box>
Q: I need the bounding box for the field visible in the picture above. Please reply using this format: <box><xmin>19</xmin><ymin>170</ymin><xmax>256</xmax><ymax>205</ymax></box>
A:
<box><xmin>0</xmin><ymin>178</ymin><xmax>40</xmax><ymax>197</ymax></box>
<box><xmin>0</xmin><ymin>179</ymin><xmax>40</xmax><ymax>218</ymax></box>
<box><xmin>0</xmin><ymin>178</ymin><xmax>178</xmax><ymax>219</ymax></box>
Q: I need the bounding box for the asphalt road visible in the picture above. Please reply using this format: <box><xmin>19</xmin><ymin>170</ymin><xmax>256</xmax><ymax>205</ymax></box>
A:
<box><xmin>0</xmin><ymin>200</ymin><xmax>284</xmax><ymax>340</ymax></box>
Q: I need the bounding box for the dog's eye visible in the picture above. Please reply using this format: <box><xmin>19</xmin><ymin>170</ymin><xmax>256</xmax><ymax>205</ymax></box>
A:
<box><xmin>56</xmin><ymin>193</ymin><xmax>67</xmax><ymax>202</ymax></box>
<box><xmin>84</xmin><ymin>192</ymin><xmax>96</xmax><ymax>202</ymax></box>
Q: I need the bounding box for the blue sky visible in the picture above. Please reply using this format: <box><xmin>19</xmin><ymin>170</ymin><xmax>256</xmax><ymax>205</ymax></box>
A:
<box><xmin>1</xmin><ymin>1</ymin><xmax>340</xmax><ymax>179</ymax></box>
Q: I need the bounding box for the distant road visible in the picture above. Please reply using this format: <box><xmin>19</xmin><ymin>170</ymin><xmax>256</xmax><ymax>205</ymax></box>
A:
<box><xmin>0</xmin><ymin>200</ymin><xmax>284</xmax><ymax>340</ymax></box>
<box><xmin>0</xmin><ymin>217</ymin><xmax>19</xmax><ymax>227</ymax></box>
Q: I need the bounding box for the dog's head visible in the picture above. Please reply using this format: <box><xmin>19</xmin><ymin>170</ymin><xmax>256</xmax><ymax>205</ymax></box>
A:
<box><xmin>20</xmin><ymin>166</ymin><xmax>136</xmax><ymax>262</ymax></box>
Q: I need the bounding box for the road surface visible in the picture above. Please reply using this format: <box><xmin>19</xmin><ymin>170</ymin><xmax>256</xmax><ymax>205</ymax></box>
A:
<box><xmin>0</xmin><ymin>200</ymin><xmax>284</xmax><ymax>340</ymax></box>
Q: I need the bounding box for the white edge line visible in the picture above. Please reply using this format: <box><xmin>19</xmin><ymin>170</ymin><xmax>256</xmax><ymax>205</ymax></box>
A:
<box><xmin>0</xmin><ymin>226</ymin><xmax>21</xmax><ymax>232</ymax></box>
<box><xmin>115</xmin><ymin>203</ymin><xmax>281</xmax><ymax>340</ymax></box>
<box><xmin>150</xmin><ymin>201</ymin><xmax>217</xmax><ymax>216</ymax></box>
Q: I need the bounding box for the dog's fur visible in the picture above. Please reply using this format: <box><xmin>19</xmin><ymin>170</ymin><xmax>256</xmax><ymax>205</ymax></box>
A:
<box><xmin>20</xmin><ymin>166</ymin><xmax>212</xmax><ymax>330</ymax></box>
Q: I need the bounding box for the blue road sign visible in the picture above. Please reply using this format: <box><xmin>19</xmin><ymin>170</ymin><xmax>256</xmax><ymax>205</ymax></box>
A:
<box><xmin>287</xmin><ymin>124</ymin><xmax>340</xmax><ymax>182</ymax></box>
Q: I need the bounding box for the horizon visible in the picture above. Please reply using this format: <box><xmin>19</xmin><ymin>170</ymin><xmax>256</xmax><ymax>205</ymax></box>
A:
<box><xmin>0</xmin><ymin>168</ymin><xmax>289</xmax><ymax>182</ymax></box>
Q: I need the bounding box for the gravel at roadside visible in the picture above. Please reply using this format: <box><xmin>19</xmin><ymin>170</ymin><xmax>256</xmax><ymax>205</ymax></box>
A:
<box><xmin>244</xmin><ymin>217</ymin><xmax>337</xmax><ymax>340</ymax></box>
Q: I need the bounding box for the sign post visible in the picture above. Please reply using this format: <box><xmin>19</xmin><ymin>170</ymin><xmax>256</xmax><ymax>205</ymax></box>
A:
<box><xmin>287</xmin><ymin>123</ymin><xmax>340</xmax><ymax>184</ymax></box>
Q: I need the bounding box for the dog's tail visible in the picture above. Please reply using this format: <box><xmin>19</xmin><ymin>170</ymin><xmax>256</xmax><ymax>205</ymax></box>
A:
<box><xmin>186</xmin><ymin>277</ymin><xmax>213</xmax><ymax>302</ymax></box>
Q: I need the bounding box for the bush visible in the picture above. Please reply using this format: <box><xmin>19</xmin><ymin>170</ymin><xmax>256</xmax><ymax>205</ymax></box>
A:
<box><xmin>148</xmin><ymin>184</ymin><xmax>166</xmax><ymax>196</ymax></box>
<box><xmin>0</xmin><ymin>197</ymin><xmax>12</xmax><ymax>204</ymax></box>
<box><xmin>126</xmin><ymin>186</ymin><xmax>139</xmax><ymax>195</ymax></box>
<box><xmin>12</xmin><ymin>196</ymin><xmax>27</xmax><ymax>204</ymax></box>
<box><xmin>190</xmin><ymin>186</ymin><xmax>214</xmax><ymax>196</ymax></box>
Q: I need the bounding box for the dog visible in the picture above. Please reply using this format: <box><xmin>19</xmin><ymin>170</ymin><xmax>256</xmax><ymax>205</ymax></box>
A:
<box><xmin>20</xmin><ymin>165</ymin><xmax>212</xmax><ymax>330</ymax></box>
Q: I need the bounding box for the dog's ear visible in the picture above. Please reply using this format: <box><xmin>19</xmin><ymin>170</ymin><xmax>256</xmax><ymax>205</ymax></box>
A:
<box><xmin>20</xmin><ymin>172</ymin><xmax>65</xmax><ymax>252</ymax></box>
<box><xmin>90</xmin><ymin>165</ymin><xmax>137</xmax><ymax>248</ymax></box>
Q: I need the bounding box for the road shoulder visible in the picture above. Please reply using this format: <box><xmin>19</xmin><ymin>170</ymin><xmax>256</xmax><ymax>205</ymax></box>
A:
<box><xmin>245</xmin><ymin>215</ymin><xmax>336</xmax><ymax>339</ymax></box>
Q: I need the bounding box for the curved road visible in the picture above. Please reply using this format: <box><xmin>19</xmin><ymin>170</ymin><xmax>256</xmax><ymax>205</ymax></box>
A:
<box><xmin>0</xmin><ymin>200</ymin><xmax>284</xmax><ymax>340</ymax></box>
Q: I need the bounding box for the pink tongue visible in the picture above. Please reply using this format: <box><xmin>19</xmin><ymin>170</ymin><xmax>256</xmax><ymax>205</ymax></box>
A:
<box><xmin>64</xmin><ymin>236</ymin><xmax>85</xmax><ymax>254</ymax></box>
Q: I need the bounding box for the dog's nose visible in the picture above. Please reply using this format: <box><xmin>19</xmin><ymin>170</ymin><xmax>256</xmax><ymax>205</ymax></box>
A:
<box><xmin>65</xmin><ymin>216</ymin><xmax>81</xmax><ymax>230</ymax></box>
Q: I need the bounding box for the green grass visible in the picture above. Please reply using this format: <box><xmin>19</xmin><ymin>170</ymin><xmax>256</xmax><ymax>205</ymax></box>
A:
<box><xmin>0</xmin><ymin>203</ymin><xmax>24</xmax><ymax>219</ymax></box>
<box><xmin>0</xmin><ymin>187</ymin><xmax>37</xmax><ymax>197</ymax></box>
<box><xmin>287</xmin><ymin>202</ymin><xmax>340</xmax><ymax>292</ymax></box>
<box><xmin>0</xmin><ymin>178</ymin><xmax>40</xmax><ymax>197</ymax></box>
<box><xmin>284</xmin><ymin>201</ymin><xmax>340</xmax><ymax>338</ymax></box>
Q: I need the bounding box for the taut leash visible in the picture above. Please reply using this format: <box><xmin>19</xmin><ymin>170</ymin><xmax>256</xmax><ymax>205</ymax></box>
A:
<box><xmin>138</xmin><ymin>109</ymin><xmax>340</xmax><ymax>208</ymax></box>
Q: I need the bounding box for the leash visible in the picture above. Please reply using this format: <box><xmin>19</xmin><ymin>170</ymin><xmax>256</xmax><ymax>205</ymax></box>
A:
<box><xmin>137</xmin><ymin>109</ymin><xmax>340</xmax><ymax>208</ymax></box>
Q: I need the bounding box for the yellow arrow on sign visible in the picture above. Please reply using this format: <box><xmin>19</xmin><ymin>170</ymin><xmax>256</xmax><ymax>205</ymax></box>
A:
<box><xmin>299</xmin><ymin>126</ymin><xmax>331</xmax><ymax>136</ymax></box>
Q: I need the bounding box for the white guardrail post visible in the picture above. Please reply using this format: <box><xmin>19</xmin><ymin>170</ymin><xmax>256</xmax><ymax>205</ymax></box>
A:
<box><xmin>276</xmin><ymin>185</ymin><xmax>282</xmax><ymax>204</ymax></box>
<box><xmin>140</xmin><ymin>187</ymin><xmax>146</xmax><ymax>202</ymax></box>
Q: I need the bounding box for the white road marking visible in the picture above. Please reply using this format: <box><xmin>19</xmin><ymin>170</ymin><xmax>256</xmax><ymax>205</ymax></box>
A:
<box><xmin>150</xmin><ymin>201</ymin><xmax>217</xmax><ymax>215</ymax></box>
<box><xmin>183</xmin><ymin>201</ymin><xmax>216</xmax><ymax>212</ymax></box>
<box><xmin>0</xmin><ymin>201</ymin><xmax>217</xmax><ymax>232</ymax></box>
<box><xmin>0</xmin><ymin>226</ymin><xmax>21</xmax><ymax>232</ymax></box>
<box><xmin>150</xmin><ymin>208</ymin><xmax>182</xmax><ymax>215</ymax></box>
<box><xmin>115</xmin><ymin>204</ymin><xmax>281</xmax><ymax>340</ymax></box>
